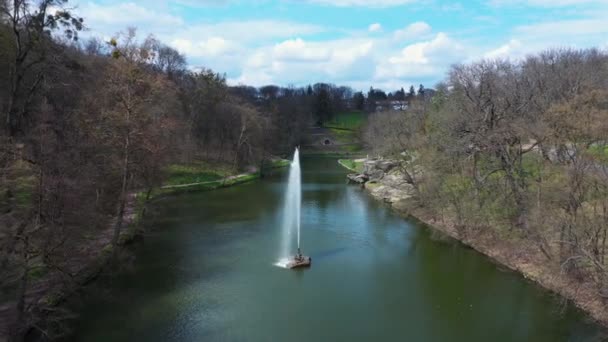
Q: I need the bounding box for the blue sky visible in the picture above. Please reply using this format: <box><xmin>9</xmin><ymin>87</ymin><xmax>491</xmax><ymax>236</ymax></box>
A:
<box><xmin>70</xmin><ymin>0</ymin><xmax>608</xmax><ymax>91</ymax></box>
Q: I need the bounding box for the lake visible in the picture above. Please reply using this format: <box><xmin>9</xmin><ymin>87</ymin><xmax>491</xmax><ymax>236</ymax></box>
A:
<box><xmin>67</xmin><ymin>157</ymin><xmax>605</xmax><ymax>341</ymax></box>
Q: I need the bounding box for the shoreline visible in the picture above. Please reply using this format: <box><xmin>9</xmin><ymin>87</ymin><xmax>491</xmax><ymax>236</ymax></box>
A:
<box><xmin>340</xmin><ymin>159</ymin><xmax>608</xmax><ymax>328</ymax></box>
<box><xmin>0</xmin><ymin>160</ymin><xmax>290</xmax><ymax>342</ymax></box>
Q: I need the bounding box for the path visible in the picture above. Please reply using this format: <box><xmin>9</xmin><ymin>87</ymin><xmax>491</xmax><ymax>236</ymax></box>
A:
<box><xmin>160</xmin><ymin>172</ymin><xmax>253</xmax><ymax>190</ymax></box>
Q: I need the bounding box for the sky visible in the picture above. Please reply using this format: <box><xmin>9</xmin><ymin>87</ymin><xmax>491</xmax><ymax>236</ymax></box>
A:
<box><xmin>69</xmin><ymin>0</ymin><xmax>608</xmax><ymax>91</ymax></box>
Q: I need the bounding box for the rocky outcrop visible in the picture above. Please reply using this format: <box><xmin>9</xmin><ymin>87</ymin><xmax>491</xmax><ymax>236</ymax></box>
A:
<box><xmin>347</xmin><ymin>158</ymin><xmax>414</xmax><ymax>204</ymax></box>
<box><xmin>347</xmin><ymin>173</ymin><xmax>368</xmax><ymax>184</ymax></box>
<box><xmin>365</xmin><ymin>181</ymin><xmax>413</xmax><ymax>204</ymax></box>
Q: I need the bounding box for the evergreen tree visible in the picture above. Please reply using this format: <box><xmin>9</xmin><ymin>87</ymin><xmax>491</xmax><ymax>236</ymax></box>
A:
<box><xmin>353</xmin><ymin>91</ymin><xmax>365</xmax><ymax>110</ymax></box>
<box><xmin>408</xmin><ymin>85</ymin><xmax>416</xmax><ymax>99</ymax></box>
<box><xmin>418</xmin><ymin>84</ymin><xmax>425</xmax><ymax>97</ymax></box>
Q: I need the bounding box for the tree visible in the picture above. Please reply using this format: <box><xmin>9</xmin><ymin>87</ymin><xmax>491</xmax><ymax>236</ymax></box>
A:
<box><xmin>313</xmin><ymin>84</ymin><xmax>332</xmax><ymax>124</ymax></box>
<box><xmin>394</xmin><ymin>87</ymin><xmax>406</xmax><ymax>101</ymax></box>
<box><xmin>99</xmin><ymin>37</ymin><xmax>178</xmax><ymax>249</ymax></box>
<box><xmin>406</xmin><ymin>85</ymin><xmax>416</xmax><ymax>103</ymax></box>
<box><xmin>1</xmin><ymin>0</ymin><xmax>83</xmax><ymax>136</ymax></box>
<box><xmin>417</xmin><ymin>84</ymin><xmax>425</xmax><ymax>98</ymax></box>
<box><xmin>260</xmin><ymin>85</ymin><xmax>280</xmax><ymax>100</ymax></box>
<box><xmin>353</xmin><ymin>91</ymin><xmax>365</xmax><ymax>110</ymax></box>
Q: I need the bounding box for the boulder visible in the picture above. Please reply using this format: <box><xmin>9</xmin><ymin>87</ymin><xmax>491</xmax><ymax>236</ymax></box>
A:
<box><xmin>377</xmin><ymin>160</ymin><xmax>399</xmax><ymax>172</ymax></box>
<box><xmin>363</xmin><ymin>159</ymin><xmax>399</xmax><ymax>180</ymax></box>
<box><xmin>347</xmin><ymin>173</ymin><xmax>368</xmax><ymax>184</ymax></box>
<box><xmin>367</xmin><ymin>169</ymin><xmax>385</xmax><ymax>182</ymax></box>
<box><xmin>362</xmin><ymin>160</ymin><xmax>379</xmax><ymax>175</ymax></box>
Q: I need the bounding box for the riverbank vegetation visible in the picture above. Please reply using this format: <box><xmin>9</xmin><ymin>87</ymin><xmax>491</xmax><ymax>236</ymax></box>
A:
<box><xmin>0</xmin><ymin>1</ymin><xmax>366</xmax><ymax>340</ymax></box>
<box><xmin>363</xmin><ymin>48</ymin><xmax>608</xmax><ymax>323</ymax></box>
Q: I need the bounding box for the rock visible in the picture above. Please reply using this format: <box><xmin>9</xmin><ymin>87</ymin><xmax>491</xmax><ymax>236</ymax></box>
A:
<box><xmin>392</xmin><ymin>199</ymin><xmax>412</xmax><ymax>214</ymax></box>
<box><xmin>363</xmin><ymin>159</ymin><xmax>399</xmax><ymax>176</ymax></box>
<box><xmin>362</xmin><ymin>160</ymin><xmax>378</xmax><ymax>175</ymax></box>
<box><xmin>366</xmin><ymin>183</ymin><xmax>413</xmax><ymax>204</ymax></box>
<box><xmin>347</xmin><ymin>173</ymin><xmax>368</xmax><ymax>184</ymax></box>
<box><xmin>368</xmin><ymin>169</ymin><xmax>385</xmax><ymax>182</ymax></box>
<box><xmin>377</xmin><ymin>160</ymin><xmax>399</xmax><ymax>172</ymax></box>
<box><xmin>352</xmin><ymin>158</ymin><xmax>415</xmax><ymax>203</ymax></box>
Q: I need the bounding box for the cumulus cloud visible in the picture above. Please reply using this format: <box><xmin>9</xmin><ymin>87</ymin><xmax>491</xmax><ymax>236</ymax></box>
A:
<box><xmin>171</xmin><ymin>37</ymin><xmax>239</xmax><ymax>57</ymax></box>
<box><xmin>273</xmin><ymin>38</ymin><xmax>331</xmax><ymax>62</ymax></box>
<box><xmin>484</xmin><ymin>39</ymin><xmax>523</xmax><ymax>59</ymax></box>
<box><xmin>515</xmin><ymin>18</ymin><xmax>608</xmax><ymax>38</ymax></box>
<box><xmin>368</xmin><ymin>23</ymin><xmax>383</xmax><ymax>33</ymax></box>
<box><xmin>393</xmin><ymin>21</ymin><xmax>432</xmax><ymax>41</ymax></box>
<box><xmin>79</xmin><ymin>2</ymin><xmax>183</xmax><ymax>34</ymax></box>
<box><xmin>160</xmin><ymin>20</ymin><xmax>325</xmax><ymax>47</ymax></box>
<box><xmin>376</xmin><ymin>33</ymin><xmax>465</xmax><ymax>80</ymax></box>
<box><xmin>485</xmin><ymin>17</ymin><xmax>608</xmax><ymax>58</ymax></box>
<box><xmin>161</xmin><ymin>20</ymin><xmax>326</xmax><ymax>79</ymax></box>
<box><xmin>71</xmin><ymin>0</ymin><xmax>607</xmax><ymax>91</ymax></box>
<box><xmin>232</xmin><ymin>38</ymin><xmax>375</xmax><ymax>86</ymax></box>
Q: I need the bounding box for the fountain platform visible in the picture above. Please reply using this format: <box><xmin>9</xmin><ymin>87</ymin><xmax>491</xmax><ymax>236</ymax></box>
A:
<box><xmin>286</xmin><ymin>250</ymin><xmax>311</xmax><ymax>269</ymax></box>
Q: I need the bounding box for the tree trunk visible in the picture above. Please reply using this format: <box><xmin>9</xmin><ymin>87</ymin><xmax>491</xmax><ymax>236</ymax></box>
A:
<box><xmin>111</xmin><ymin>133</ymin><xmax>129</xmax><ymax>249</ymax></box>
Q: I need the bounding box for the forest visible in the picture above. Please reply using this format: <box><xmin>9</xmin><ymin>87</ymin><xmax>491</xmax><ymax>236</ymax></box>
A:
<box><xmin>364</xmin><ymin>48</ymin><xmax>608</xmax><ymax>319</ymax></box>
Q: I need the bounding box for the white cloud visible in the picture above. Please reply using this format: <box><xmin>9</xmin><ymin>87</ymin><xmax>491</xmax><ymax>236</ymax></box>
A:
<box><xmin>376</xmin><ymin>33</ymin><xmax>466</xmax><ymax>79</ymax></box>
<box><xmin>485</xmin><ymin>17</ymin><xmax>608</xmax><ymax>58</ymax></box>
<box><xmin>164</xmin><ymin>20</ymin><xmax>324</xmax><ymax>44</ymax></box>
<box><xmin>79</xmin><ymin>2</ymin><xmax>183</xmax><ymax>33</ymax></box>
<box><xmin>232</xmin><ymin>38</ymin><xmax>375</xmax><ymax>86</ymax></box>
<box><xmin>305</xmin><ymin>0</ymin><xmax>417</xmax><ymax>7</ymax></box>
<box><xmin>393</xmin><ymin>21</ymin><xmax>432</xmax><ymax>41</ymax></box>
<box><xmin>369</xmin><ymin>23</ymin><xmax>383</xmax><ymax>33</ymax></box>
<box><xmin>163</xmin><ymin>20</ymin><xmax>325</xmax><ymax>78</ymax></box>
<box><xmin>273</xmin><ymin>38</ymin><xmax>330</xmax><ymax>62</ymax></box>
<box><xmin>72</xmin><ymin>0</ymin><xmax>608</xmax><ymax>91</ymax></box>
<box><xmin>515</xmin><ymin>18</ymin><xmax>608</xmax><ymax>38</ymax></box>
<box><xmin>484</xmin><ymin>39</ymin><xmax>523</xmax><ymax>59</ymax></box>
<box><xmin>170</xmin><ymin>37</ymin><xmax>239</xmax><ymax>57</ymax></box>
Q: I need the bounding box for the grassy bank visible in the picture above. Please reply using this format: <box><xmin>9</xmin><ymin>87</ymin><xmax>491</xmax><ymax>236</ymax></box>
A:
<box><xmin>323</xmin><ymin>111</ymin><xmax>366</xmax><ymax>130</ymax></box>
<box><xmin>153</xmin><ymin>158</ymin><xmax>290</xmax><ymax>196</ymax></box>
<box><xmin>338</xmin><ymin>159</ymin><xmax>364</xmax><ymax>172</ymax></box>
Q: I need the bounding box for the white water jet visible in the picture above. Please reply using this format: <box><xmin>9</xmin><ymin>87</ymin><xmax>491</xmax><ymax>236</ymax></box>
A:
<box><xmin>277</xmin><ymin>147</ymin><xmax>302</xmax><ymax>265</ymax></box>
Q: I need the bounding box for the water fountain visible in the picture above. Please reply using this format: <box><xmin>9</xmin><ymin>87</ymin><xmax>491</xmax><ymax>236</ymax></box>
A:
<box><xmin>275</xmin><ymin>147</ymin><xmax>311</xmax><ymax>269</ymax></box>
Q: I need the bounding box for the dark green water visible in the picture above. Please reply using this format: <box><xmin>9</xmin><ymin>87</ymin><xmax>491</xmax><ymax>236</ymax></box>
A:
<box><xmin>68</xmin><ymin>157</ymin><xmax>605</xmax><ymax>341</ymax></box>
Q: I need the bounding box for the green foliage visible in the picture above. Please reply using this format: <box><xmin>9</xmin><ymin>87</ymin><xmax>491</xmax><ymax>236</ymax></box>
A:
<box><xmin>343</xmin><ymin>144</ymin><xmax>363</xmax><ymax>152</ymax></box>
<box><xmin>588</xmin><ymin>144</ymin><xmax>608</xmax><ymax>163</ymax></box>
<box><xmin>165</xmin><ymin>163</ymin><xmax>226</xmax><ymax>185</ymax></box>
<box><xmin>157</xmin><ymin>173</ymin><xmax>259</xmax><ymax>196</ymax></box>
<box><xmin>338</xmin><ymin>159</ymin><xmax>364</xmax><ymax>172</ymax></box>
<box><xmin>265</xmin><ymin>159</ymin><xmax>291</xmax><ymax>169</ymax></box>
<box><xmin>328</xmin><ymin>128</ymin><xmax>355</xmax><ymax>142</ymax></box>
